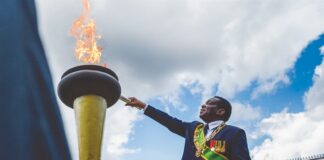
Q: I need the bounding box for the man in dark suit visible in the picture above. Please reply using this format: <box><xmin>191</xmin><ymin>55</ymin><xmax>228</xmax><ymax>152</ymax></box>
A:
<box><xmin>126</xmin><ymin>96</ymin><xmax>251</xmax><ymax>160</ymax></box>
<box><xmin>0</xmin><ymin>0</ymin><xmax>71</xmax><ymax>159</ymax></box>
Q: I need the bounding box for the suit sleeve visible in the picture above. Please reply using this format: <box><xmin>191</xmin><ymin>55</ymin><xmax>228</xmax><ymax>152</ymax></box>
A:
<box><xmin>229</xmin><ymin>129</ymin><xmax>251</xmax><ymax>160</ymax></box>
<box><xmin>144</xmin><ymin>105</ymin><xmax>189</xmax><ymax>138</ymax></box>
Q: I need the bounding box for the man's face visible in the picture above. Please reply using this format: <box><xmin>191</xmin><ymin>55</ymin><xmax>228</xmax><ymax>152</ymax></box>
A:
<box><xmin>199</xmin><ymin>97</ymin><xmax>224</xmax><ymax>123</ymax></box>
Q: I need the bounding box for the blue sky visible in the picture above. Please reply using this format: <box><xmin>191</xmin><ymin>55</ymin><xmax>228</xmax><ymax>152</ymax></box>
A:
<box><xmin>36</xmin><ymin>0</ymin><xmax>324</xmax><ymax>159</ymax></box>
<box><xmin>121</xmin><ymin>34</ymin><xmax>324</xmax><ymax>160</ymax></box>
<box><xmin>241</xmin><ymin>35</ymin><xmax>324</xmax><ymax>115</ymax></box>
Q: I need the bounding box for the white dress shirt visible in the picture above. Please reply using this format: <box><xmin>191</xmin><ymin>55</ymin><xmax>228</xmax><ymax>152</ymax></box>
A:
<box><xmin>143</xmin><ymin>104</ymin><xmax>149</xmax><ymax>111</ymax></box>
<box><xmin>205</xmin><ymin>120</ymin><xmax>224</xmax><ymax>138</ymax></box>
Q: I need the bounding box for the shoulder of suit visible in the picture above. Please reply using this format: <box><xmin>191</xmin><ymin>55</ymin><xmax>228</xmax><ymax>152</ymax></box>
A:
<box><xmin>223</xmin><ymin>125</ymin><xmax>245</xmax><ymax>134</ymax></box>
<box><xmin>186</xmin><ymin>121</ymin><xmax>203</xmax><ymax>130</ymax></box>
<box><xmin>189</xmin><ymin>121</ymin><xmax>203</xmax><ymax>126</ymax></box>
<box><xmin>224</xmin><ymin>124</ymin><xmax>242</xmax><ymax>130</ymax></box>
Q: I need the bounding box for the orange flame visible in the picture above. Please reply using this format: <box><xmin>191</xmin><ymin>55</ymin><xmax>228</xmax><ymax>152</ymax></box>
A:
<box><xmin>71</xmin><ymin>0</ymin><xmax>102</xmax><ymax>64</ymax></box>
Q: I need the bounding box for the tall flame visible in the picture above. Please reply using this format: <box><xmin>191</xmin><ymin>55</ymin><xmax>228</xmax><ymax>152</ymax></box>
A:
<box><xmin>71</xmin><ymin>0</ymin><xmax>102</xmax><ymax>64</ymax></box>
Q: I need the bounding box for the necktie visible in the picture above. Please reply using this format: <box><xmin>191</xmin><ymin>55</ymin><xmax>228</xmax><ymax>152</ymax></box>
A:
<box><xmin>204</xmin><ymin>124</ymin><xmax>209</xmax><ymax>134</ymax></box>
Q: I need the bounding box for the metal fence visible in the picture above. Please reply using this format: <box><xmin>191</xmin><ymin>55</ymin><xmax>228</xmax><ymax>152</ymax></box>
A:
<box><xmin>289</xmin><ymin>154</ymin><xmax>324</xmax><ymax>160</ymax></box>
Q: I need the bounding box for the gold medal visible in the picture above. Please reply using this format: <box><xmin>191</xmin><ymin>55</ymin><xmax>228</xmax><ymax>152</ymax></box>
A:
<box><xmin>195</xmin><ymin>148</ymin><xmax>205</xmax><ymax>157</ymax></box>
<box><xmin>195</xmin><ymin>149</ymin><xmax>201</xmax><ymax>157</ymax></box>
<box><xmin>194</xmin><ymin>123</ymin><xmax>226</xmax><ymax>158</ymax></box>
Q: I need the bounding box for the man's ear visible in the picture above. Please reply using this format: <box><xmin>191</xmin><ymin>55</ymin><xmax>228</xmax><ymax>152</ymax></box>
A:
<box><xmin>216</xmin><ymin>108</ymin><xmax>225</xmax><ymax>116</ymax></box>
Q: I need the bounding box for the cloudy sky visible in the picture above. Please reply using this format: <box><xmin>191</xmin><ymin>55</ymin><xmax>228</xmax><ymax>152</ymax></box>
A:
<box><xmin>35</xmin><ymin>0</ymin><xmax>324</xmax><ymax>159</ymax></box>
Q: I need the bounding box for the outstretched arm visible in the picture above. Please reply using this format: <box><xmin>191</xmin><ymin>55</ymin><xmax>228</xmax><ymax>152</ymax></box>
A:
<box><xmin>125</xmin><ymin>97</ymin><xmax>188</xmax><ymax>137</ymax></box>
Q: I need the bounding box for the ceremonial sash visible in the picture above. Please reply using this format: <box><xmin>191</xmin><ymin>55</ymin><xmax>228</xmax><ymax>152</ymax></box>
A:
<box><xmin>194</xmin><ymin>124</ymin><xmax>228</xmax><ymax>160</ymax></box>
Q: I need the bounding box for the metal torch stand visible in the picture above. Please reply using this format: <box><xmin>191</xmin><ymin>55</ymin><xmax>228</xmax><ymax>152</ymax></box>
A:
<box><xmin>58</xmin><ymin>65</ymin><xmax>121</xmax><ymax>160</ymax></box>
<box><xmin>74</xmin><ymin>95</ymin><xmax>106</xmax><ymax>160</ymax></box>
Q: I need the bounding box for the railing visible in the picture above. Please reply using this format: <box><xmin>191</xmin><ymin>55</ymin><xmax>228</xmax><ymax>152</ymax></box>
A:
<box><xmin>289</xmin><ymin>153</ymin><xmax>324</xmax><ymax>160</ymax></box>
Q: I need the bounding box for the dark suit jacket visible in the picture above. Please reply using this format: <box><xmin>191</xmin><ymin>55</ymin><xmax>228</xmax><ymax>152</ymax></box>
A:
<box><xmin>0</xmin><ymin>1</ymin><xmax>71</xmax><ymax>159</ymax></box>
<box><xmin>144</xmin><ymin>105</ymin><xmax>251</xmax><ymax>160</ymax></box>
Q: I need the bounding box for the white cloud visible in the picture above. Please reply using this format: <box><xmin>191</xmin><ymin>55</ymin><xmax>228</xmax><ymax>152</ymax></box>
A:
<box><xmin>103</xmin><ymin>103</ymin><xmax>142</xmax><ymax>159</ymax></box>
<box><xmin>157</xmin><ymin>91</ymin><xmax>188</xmax><ymax>113</ymax></box>
<box><xmin>251</xmin><ymin>73</ymin><xmax>290</xmax><ymax>99</ymax></box>
<box><xmin>228</xmin><ymin>102</ymin><xmax>262</xmax><ymax>141</ymax></box>
<box><xmin>230</xmin><ymin>102</ymin><xmax>262</xmax><ymax>122</ymax></box>
<box><xmin>251</xmin><ymin>53</ymin><xmax>324</xmax><ymax>159</ymax></box>
<box><xmin>37</xmin><ymin>0</ymin><xmax>324</xmax><ymax>100</ymax></box>
<box><xmin>35</xmin><ymin>0</ymin><xmax>324</xmax><ymax>159</ymax></box>
<box><xmin>251</xmin><ymin>112</ymin><xmax>324</xmax><ymax>159</ymax></box>
<box><xmin>320</xmin><ymin>46</ymin><xmax>324</xmax><ymax>55</ymax></box>
<box><xmin>304</xmin><ymin>56</ymin><xmax>324</xmax><ymax>120</ymax></box>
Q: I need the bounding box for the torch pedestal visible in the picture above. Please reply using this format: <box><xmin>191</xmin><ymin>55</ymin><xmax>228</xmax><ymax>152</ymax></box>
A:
<box><xmin>58</xmin><ymin>65</ymin><xmax>121</xmax><ymax>160</ymax></box>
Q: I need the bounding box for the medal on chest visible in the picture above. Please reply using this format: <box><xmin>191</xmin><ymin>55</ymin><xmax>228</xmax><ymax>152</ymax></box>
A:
<box><xmin>193</xmin><ymin>122</ymin><xmax>226</xmax><ymax>157</ymax></box>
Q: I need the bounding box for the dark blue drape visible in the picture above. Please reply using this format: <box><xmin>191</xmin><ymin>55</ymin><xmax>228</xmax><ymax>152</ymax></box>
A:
<box><xmin>0</xmin><ymin>0</ymin><xmax>71</xmax><ymax>159</ymax></box>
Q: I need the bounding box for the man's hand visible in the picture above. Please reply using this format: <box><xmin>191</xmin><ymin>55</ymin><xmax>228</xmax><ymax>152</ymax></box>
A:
<box><xmin>125</xmin><ymin>97</ymin><xmax>146</xmax><ymax>110</ymax></box>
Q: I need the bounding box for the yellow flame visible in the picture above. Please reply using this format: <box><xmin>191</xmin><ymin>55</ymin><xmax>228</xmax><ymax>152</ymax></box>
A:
<box><xmin>71</xmin><ymin>0</ymin><xmax>102</xmax><ymax>64</ymax></box>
